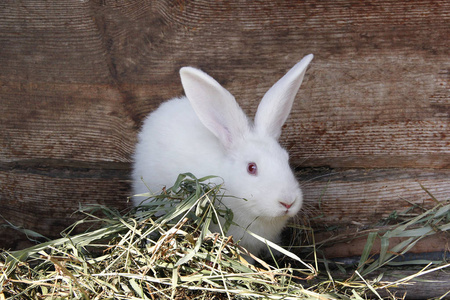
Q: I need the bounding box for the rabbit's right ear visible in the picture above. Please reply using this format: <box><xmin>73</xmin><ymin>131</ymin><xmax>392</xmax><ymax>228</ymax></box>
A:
<box><xmin>255</xmin><ymin>54</ymin><xmax>313</xmax><ymax>140</ymax></box>
<box><xmin>180</xmin><ymin>67</ymin><xmax>250</xmax><ymax>150</ymax></box>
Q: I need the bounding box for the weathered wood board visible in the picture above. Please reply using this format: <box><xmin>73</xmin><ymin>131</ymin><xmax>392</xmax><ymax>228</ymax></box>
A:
<box><xmin>323</xmin><ymin>268</ymin><xmax>450</xmax><ymax>299</ymax></box>
<box><xmin>299</xmin><ymin>168</ymin><xmax>450</xmax><ymax>225</ymax></box>
<box><xmin>0</xmin><ymin>0</ymin><xmax>448</xmax><ymax>259</ymax></box>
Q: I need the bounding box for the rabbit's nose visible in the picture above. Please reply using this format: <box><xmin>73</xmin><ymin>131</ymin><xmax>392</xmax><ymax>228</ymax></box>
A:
<box><xmin>280</xmin><ymin>202</ymin><xmax>293</xmax><ymax>209</ymax></box>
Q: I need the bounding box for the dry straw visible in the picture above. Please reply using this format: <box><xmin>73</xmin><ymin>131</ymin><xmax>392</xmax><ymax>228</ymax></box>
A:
<box><xmin>1</xmin><ymin>174</ymin><xmax>449</xmax><ymax>299</ymax></box>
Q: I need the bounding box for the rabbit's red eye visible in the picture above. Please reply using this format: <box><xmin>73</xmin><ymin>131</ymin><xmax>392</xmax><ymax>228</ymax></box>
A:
<box><xmin>247</xmin><ymin>162</ymin><xmax>258</xmax><ymax>176</ymax></box>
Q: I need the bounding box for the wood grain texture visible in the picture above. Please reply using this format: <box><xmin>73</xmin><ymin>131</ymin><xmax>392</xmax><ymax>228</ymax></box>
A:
<box><xmin>321</xmin><ymin>268</ymin><xmax>450</xmax><ymax>299</ymax></box>
<box><xmin>89</xmin><ymin>0</ymin><xmax>449</xmax><ymax>169</ymax></box>
<box><xmin>315</xmin><ymin>231</ymin><xmax>449</xmax><ymax>259</ymax></box>
<box><xmin>0</xmin><ymin>162</ymin><xmax>131</xmax><ymax>249</ymax></box>
<box><xmin>299</xmin><ymin>168</ymin><xmax>450</xmax><ymax>225</ymax></box>
<box><xmin>0</xmin><ymin>1</ymin><xmax>448</xmax><ymax>254</ymax></box>
<box><xmin>375</xmin><ymin>269</ymin><xmax>450</xmax><ymax>299</ymax></box>
<box><xmin>1</xmin><ymin>82</ymin><xmax>136</xmax><ymax>162</ymax></box>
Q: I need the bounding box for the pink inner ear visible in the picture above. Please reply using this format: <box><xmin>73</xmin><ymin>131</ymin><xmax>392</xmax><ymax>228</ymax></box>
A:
<box><xmin>205</xmin><ymin>117</ymin><xmax>234</xmax><ymax>149</ymax></box>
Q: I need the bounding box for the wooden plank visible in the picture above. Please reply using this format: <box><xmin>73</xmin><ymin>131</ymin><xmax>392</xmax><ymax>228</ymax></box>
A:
<box><xmin>319</xmin><ymin>268</ymin><xmax>450</xmax><ymax>299</ymax></box>
<box><xmin>93</xmin><ymin>0</ymin><xmax>449</xmax><ymax>169</ymax></box>
<box><xmin>298</xmin><ymin>168</ymin><xmax>450</xmax><ymax>226</ymax></box>
<box><xmin>0</xmin><ymin>0</ymin><xmax>113</xmax><ymax>84</ymax></box>
<box><xmin>284</xmin><ymin>56</ymin><xmax>449</xmax><ymax>169</ymax></box>
<box><xmin>374</xmin><ymin>268</ymin><xmax>450</xmax><ymax>299</ymax></box>
<box><xmin>1</xmin><ymin>0</ymin><xmax>448</xmax><ymax>168</ymax></box>
<box><xmin>0</xmin><ymin>83</ymin><xmax>136</xmax><ymax>163</ymax></box>
<box><xmin>1</xmin><ymin>167</ymin><xmax>447</xmax><ymax>250</ymax></box>
<box><xmin>314</xmin><ymin>231</ymin><xmax>448</xmax><ymax>259</ymax></box>
<box><xmin>0</xmin><ymin>163</ymin><xmax>130</xmax><ymax>250</ymax></box>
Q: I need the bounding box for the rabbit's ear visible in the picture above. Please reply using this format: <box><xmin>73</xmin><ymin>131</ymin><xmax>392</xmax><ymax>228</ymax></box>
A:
<box><xmin>255</xmin><ymin>54</ymin><xmax>313</xmax><ymax>140</ymax></box>
<box><xmin>180</xmin><ymin>67</ymin><xmax>250</xmax><ymax>150</ymax></box>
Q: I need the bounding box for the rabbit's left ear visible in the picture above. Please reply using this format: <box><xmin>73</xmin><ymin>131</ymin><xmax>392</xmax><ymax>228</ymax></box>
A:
<box><xmin>180</xmin><ymin>67</ymin><xmax>250</xmax><ymax>150</ymax></box>
<box><xmin>255</xmin><ymin>54</ymin><xmax>313</xmax><ymax>140</ymax></box>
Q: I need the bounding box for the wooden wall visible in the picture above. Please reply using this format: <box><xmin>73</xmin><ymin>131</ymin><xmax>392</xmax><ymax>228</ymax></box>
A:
<box><xmin>1</xmin><ymin>1</ymin><xmax>448</xmax><ymax>255</ymax></box>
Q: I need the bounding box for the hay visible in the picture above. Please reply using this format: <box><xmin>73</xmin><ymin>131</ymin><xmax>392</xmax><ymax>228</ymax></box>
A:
<box><xmin>1</xmin><ymin>174</ymin><xmax>449</xmax><ymax>299</ymax></box>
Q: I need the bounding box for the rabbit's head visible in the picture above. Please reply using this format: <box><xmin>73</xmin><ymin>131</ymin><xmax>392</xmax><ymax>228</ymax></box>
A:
<box><xmin>179</xmin><ymin>55</ymin><xmax>313</xmax><ymax>224</ymax></box>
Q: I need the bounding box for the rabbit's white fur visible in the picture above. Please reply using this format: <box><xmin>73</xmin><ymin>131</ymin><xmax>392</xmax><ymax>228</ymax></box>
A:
<box><xmin>132</xmin><ymin>54</ymin><xmax>313</xmax><ymax>255</ymax></box>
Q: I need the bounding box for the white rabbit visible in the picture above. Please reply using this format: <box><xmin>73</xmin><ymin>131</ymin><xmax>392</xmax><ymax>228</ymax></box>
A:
<box><xmin>132</xmin><ymin>54</ymin><xmax>313</xmax><ymax>256</ymax></box>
